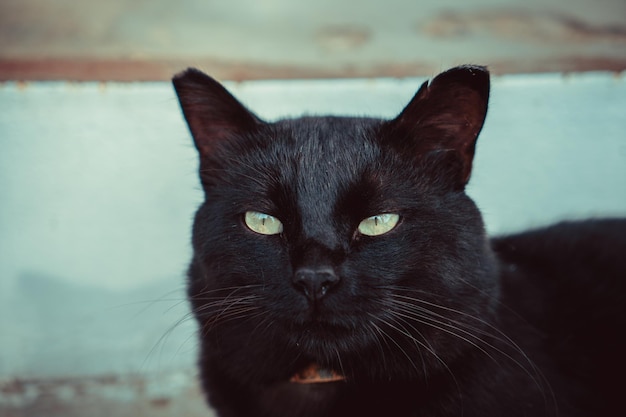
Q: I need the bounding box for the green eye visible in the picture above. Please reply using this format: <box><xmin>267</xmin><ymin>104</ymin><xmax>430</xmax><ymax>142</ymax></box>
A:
<box><xmin>244</xmin><ymin>211</ymin><xmax>284</xmax><ymax>235</ymax></box>
<box><xmin>357</xmin><ymin>213</ymin><xmax>400</xmax><ymax>236</ymax></box>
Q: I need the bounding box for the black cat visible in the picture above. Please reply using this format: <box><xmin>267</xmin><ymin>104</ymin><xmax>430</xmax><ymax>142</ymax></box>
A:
<box><xmin>172</xmin><ymin>66</ymin><xmax>626</xmax><ymax>417</ymax></box>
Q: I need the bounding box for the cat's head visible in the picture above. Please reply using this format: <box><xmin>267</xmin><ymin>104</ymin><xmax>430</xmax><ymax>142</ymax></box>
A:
<box><xmin>173</xmin><ymin>66</ymin><xmax>497</xmax><ymax>383</ymax></box>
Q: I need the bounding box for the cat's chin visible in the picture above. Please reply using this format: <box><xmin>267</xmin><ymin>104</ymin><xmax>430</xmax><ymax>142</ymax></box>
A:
<box><xmin>285</xmin><ymin>319</ymin><xmax>373</xmax><ymax>361</ymax></box>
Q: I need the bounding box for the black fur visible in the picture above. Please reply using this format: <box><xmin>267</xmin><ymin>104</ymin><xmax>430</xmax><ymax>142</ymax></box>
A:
<box><xmin>173</xmin><ymin>66</ymin><xmax>626</xmax><ymax>417</ymax></box>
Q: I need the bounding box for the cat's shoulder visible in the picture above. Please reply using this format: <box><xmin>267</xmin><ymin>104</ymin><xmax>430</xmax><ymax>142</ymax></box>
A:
<box><xmin>491</xmin><ymin>218</ymin><xmax>626</xmax><ymax>323</ymax></box>
<box><xmin>491</xmin><ymin>218</ymin><xmax>626</xmax><ymax>272</ymax></box>
<box><xmin>492</xmin><ymin>219</ymin><xmax>626</xmax><ymax>409</ymax></box>
<box><xmin>491</xmin><ymin>218</ymin><xmax>626</xmax><ymax>313</ymax></box>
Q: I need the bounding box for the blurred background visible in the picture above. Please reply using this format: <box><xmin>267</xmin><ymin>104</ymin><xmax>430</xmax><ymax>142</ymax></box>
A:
<box><xmin>1</xmin><ymin>1</ymin><xmax>625</xmax><ymax>416</ymax></box>
<box><xmin>1</xmin><ymin>0</ymin><xmax>626</xmax><ymax>81</ymax></box>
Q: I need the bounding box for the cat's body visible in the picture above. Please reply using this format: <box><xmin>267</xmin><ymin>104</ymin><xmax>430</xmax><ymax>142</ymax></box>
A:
<box><xmin>173</xmin><ymin>66</ymin><xmax>626</xmax><ymax>417</ymax></box>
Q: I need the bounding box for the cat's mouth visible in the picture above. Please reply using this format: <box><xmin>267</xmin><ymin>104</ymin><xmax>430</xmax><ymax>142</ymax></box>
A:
<box><xmin>290</xmin><ymin>363</ymin><xmax>346</xmax><ymax>384</ymax></box>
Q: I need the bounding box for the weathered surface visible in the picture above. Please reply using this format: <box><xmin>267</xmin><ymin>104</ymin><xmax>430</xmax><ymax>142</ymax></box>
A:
<box><xmin>0</xmin><ymin>0</ymin><xmax>625</xmax><ymax>80</ymax></box>
<box><xmin>0</xmin><ymin>371</ymin><xmax>214</xmax><ymax>417</ymax></box>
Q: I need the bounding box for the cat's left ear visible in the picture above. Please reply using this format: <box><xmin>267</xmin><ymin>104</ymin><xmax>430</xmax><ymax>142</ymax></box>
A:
<box><xmin>172</xmin><ymin>68</ymin><xmax>264</xmax><ymax>158</ymax></box>
<box><xmin>384</xmin><ymin>65</ymin><xmax>490</xmax><ymax>188</ymax></box>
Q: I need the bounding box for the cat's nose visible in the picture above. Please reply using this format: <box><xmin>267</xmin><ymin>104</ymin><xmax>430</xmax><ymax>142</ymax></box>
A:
<box><xmin>292</xmin><ymin>267</ymin><xmax>339</xmax><ymax>302</ymax></box>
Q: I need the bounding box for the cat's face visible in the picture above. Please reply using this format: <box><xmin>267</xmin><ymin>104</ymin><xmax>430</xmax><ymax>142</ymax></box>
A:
<box><xmin>174</xmin><ymin>66</ymin><xmax>497</xmax><ymax>383</ymax></box>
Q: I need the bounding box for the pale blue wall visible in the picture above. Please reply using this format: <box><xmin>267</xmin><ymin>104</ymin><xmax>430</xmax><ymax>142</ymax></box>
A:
<box><xmin>1</xmin><ymin>73</ymin><xmax>625</xmax><ymax>378</ymax></box>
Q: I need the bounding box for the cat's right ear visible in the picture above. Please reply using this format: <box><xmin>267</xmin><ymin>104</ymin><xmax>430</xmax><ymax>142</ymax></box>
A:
<box><xmin>172</xmin><ymin>68</ymin><xmax>263</xmax><ymax>157</ymax></box>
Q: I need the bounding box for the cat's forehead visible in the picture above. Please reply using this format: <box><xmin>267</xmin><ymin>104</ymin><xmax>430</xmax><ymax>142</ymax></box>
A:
<box><xmin>269</xmin><ymin>117</ymin><xmax>380</xmax><ymax>195</ymax></box>
<box><xmin>271</xmin><ymin>116</ymin><xmax>381</xmax><ymax>168</ymax></box>
<box><xmin>268</xmin><ymin>116</ymin><xmax>384</xmax><ymax>240</ymax></box>
<box><xmin>220</xmin><ymin>115</ymin><xmax>410</xmax><ymax>222</ymax></box>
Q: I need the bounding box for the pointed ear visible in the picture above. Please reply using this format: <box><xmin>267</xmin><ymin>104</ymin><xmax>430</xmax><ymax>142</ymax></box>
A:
<box><xmin>384</xmin><ymin>65</ymin><xmax>490</xmax><ymax>187</ymax></box>
<box><xmin>172</xmin><ymin>68</ymin><xmax>263</xmax><ymax>158</ymax></box>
